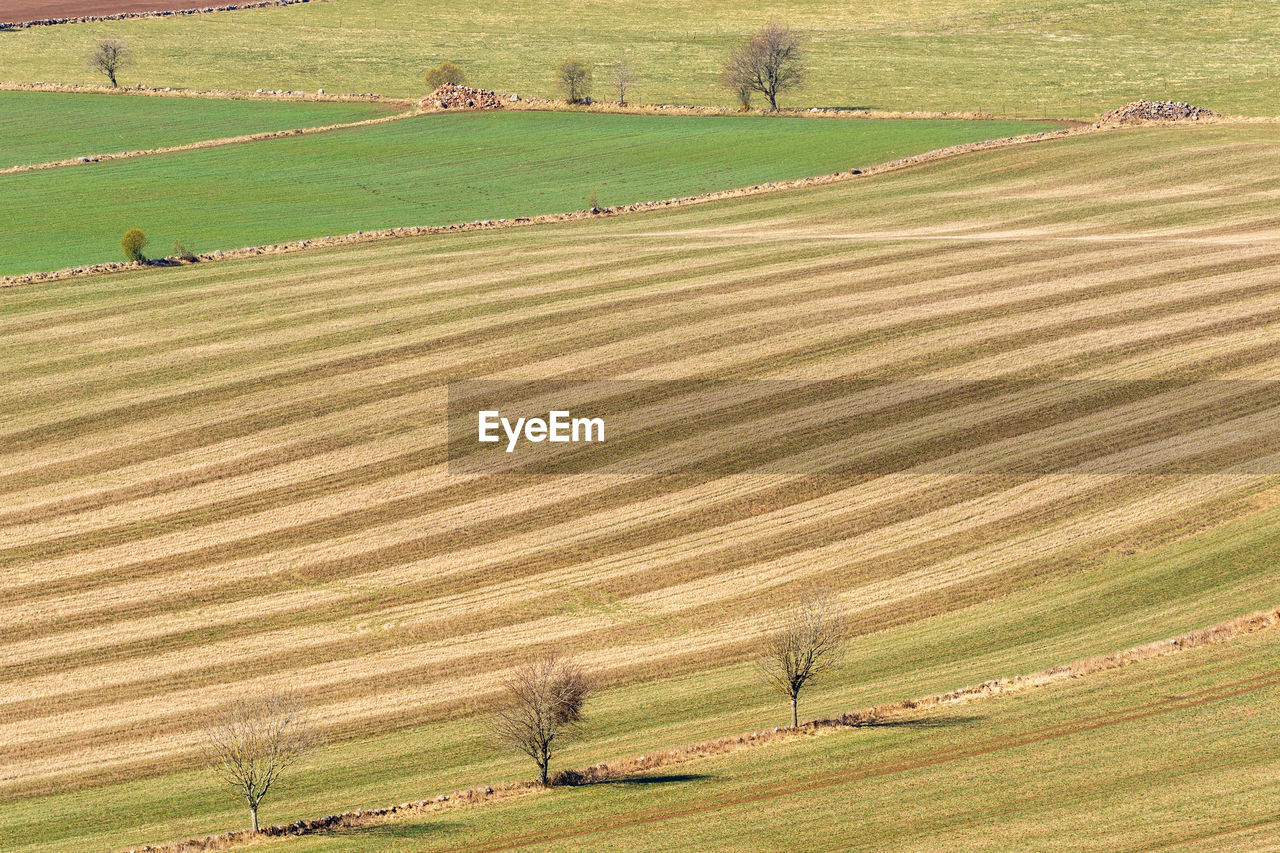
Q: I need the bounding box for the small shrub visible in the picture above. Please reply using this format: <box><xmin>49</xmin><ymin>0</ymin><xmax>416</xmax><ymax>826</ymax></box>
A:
<box><xmin>172</xmin><ymin>240</ymin><xmax>197</xmax><ymax>262</ymax></box>
<box><xmin>555</xmin><ymin>58</ymin><xmax>591</xmax><ymax>103</ymax></box>
<box><xmin>588</xmin><ymin>188</ymin><xmax>600</xmax><ymax>213</ymax></box>
<box><xmin>425</xmin><ymin>61</ymin><xmax>467</xmax><ymax>90</ymax></box>
<box><xmin>121</xmin><ymin>228</ymin><xmax>148</xmax><ymax>263</ymax></box>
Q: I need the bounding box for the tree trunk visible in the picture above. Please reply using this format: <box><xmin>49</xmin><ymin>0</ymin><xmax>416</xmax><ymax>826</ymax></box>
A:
<box><xmin>251</xmin><ymin>804</ymin><xmax>259</xmax><ymax>834</ymax></box>
<box><xmin>539</xmin><ymin>758</ymin><xmax>549</xmax><ymax>787</ymax></box>
<box><xmin>768</xmin><ymin>90</ymin><xmax>778</xmax><ymax>111</ymax></box>
<box><xmin>790</xmin><ymin>695</ymin><xmax>798</xmax><ymax>728</ymax></box>
<box><xmin>109</xmin><ymin>71</ymin><xmax>117</xmax><ymax>88</ymax></box>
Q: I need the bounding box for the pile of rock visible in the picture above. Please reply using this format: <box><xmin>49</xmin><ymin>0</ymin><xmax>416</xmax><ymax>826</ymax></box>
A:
<box><xmin>1099</xmin><ymin>100</ymin><xmax>1219</xmax><ymax>124</ymax></box>
<box><xmin>420</xmin><ymin>84</ymin><xmax>508</xmax><ymax>111</ymax></box>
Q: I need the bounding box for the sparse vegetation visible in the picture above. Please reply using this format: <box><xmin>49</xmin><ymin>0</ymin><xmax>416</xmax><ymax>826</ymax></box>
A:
<box><xmin>721</xmin><ymin>22</ymin><xmax>805</xmax><ymax>111</ymax></box>
<box><xmin>555</xmin><ymin>58</ymin><xmax>591</xmax><ymax>103</ymax></box>
<box><xmin>172</xmin><ymin>239</ymin><xmax>197</xmax><ymax>262</ymax></box>
<box><xmin>424</xmin><ymin>60</ymin><xmax>467</xmax><ymax>89</ymax></box>
<box><xmin>86</xmin><ymin>38</ymin><xmax>130</xmax><ymax>88</ymax></box>
<box><xmin>1</xmin><ymin>1</ymin><xmax>1275</xmax><ymax>115</ymax></box>
<box><xmin>120</xmin><ymin>228</ymin><xmax>147</xmax><ymax>262</ymax></box>
<box><xmin>490</xmin><ymin>655</ymin><xmax>591</xmax><ymax>786</ymax></box>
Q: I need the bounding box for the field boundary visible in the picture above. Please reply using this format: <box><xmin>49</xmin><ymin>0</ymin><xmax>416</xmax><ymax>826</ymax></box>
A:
<box><xmin>1</xmin><ymin>0</ymin><xmax>317</xmax><ymax>30</ymax></box>
<box><xmin>1</xmin><ymin>123</ymin><xmax>1096</xmax><ymax>290</ymax></box>
<box><xmin>1</xmin><ymin>110</ymin><xmax>415</xmax><ymax>175</ymax></box>
<box><xmin>0</xmin><ymin>81</ymin><xmax>402</xmax><ymax>104</ymax></box>
<box><xmin>122</xmin><ymin>602</ymin><xmax>1280</xmax><ymax>852</ymax></box>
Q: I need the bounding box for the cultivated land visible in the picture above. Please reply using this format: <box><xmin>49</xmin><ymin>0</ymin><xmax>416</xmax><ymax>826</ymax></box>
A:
<box><xmin>3</xmin><ymin>123</ymin><xmax>1280</xmax><ymax>851</ymax></box>
<box><xmin>270</xmin><ymin>623</ymin><xmax>1280</xmax><ymax>852</ymax></box>
<box><xmin>0</xmin><ymin>111</ymin><xmax>1056</xmax><ymax>275</ymax></box>
<box><xmin>0</xmin><ymin>91</ymin><xmax>396</xmax><ymax>169</ymax></box>
<box><xmin>2</xmin><ymin>0</ymin><xmax>227</xmax><ymax>21</ymax></box>
<box><xmin>1</xmin><ymin>0</ymin><xmax>1275</xmax><ymax>115</ymax></box>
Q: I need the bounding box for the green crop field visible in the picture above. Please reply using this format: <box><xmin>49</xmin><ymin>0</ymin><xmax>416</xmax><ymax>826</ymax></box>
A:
<box><xmin>0</xmin><ymin>110</ymin><xmax>1056</xmax><ymax>274</ymax></box>
<box><xmin>3</xmin><ymin>123</ymin><xmax>1280</xmax><ymax>851</ymax></box>
<box><xmin>2</xmin><ymin>0</ymin><xmax>1277</xmax><ymax>116</ymax></box>
<box><xmin>277</xmin><ymin>623</ymin><xmax>1280</xmax><ymax>852</ymax></box>
<box><xmin>0</xmin><ymin>91</ymin><xmax>397</xmax><ymax>169</ymax></box>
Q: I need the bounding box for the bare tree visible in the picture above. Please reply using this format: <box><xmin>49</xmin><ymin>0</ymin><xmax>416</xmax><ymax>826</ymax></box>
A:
<box><xmin>490</xmin><ymin>655</ymin><xmax>591</xmax><ymax>786</ymax></box>
<box><xmin>87</xmin><ymin>38</ymin><xmax>130</xmax><ymax>88</ymax></box>
<box><xmin>757</xmin><ymin>588</ymin><xmax>846</xmax><ymax>728</ymax></box>
<box><xmin>206</xmin><ymin>692</ymin><xmax>314</xmax><ymax>833</ymax></box>
<box><xmin>612</xmin><ymin>58</ymin><xmax>636</xmax><ymax>105</ymax></box>
<box><xmin>555</xmin><ymin>58</ymin><xmax>591</xmax><ymax>104</ymax></box>
<box><xmin>720</xmin><ymin>22</ymin><xmax>805</xmax><ymax>111</ymax></box>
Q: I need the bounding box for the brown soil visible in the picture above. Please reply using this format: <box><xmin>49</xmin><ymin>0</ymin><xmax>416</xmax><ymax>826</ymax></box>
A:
<box><xmin>1</xmin><ymin>0</ymin><xmax>306</xmax><ymax>26</ymax></box>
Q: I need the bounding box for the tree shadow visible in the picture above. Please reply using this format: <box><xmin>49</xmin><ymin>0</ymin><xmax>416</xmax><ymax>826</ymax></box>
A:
<box><xmin>327</xmin><ymin>819</ymin><xmax>462</xmax><ymax>840</ymax></box>
<box><xmin>844</xmin><ymin>714</ymin><xmax>980</xmax><ymax>729</ymax></box>
<box><xmin>593</xmin><ymin>773</ymin><xmax>713</xmax><ymax>786</ymax></box>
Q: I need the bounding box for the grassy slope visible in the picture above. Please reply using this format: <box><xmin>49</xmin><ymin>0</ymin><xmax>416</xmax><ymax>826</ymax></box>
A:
<box><xmin>5</xmin><ymin>499</ymin><xmax>1280</xmax><ymax>852</ymax></box>
<box><xmin>281</xmin><ymin>622</ymin><xmax>1280</xmax><ymax>852</ymax></box>
<box><xmin>0</xmin><ymin>111</ymin><xmax>1054</xmax><ymax>274</ymax></box>
<box><xmin>3</xmin><ymin>124</ymin><xmax>1280</xmax><ymax>850</ymax></box>
<box><xmin>0</xmin><ymin>91</ymin><xmax>397</xmax><ymax>169</ymax></box>
<box><xmin>0</xmin><ymin>0</ymin><xmax>1276</xmax><ymax>115</ymax></box>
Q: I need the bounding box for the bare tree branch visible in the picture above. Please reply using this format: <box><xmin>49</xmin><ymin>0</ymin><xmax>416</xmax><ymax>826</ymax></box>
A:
<box><xmin>205</xmin><ymin>692</ymin><xmax>314</xmax><ymax>833</ymax></box>
<box><xmin>721</xmin><ymin>22</ymin><xmax>805</xmax><ymax>111</ymax></box>
<box><xmin>87</xmin><ymin>38</ymin><xmax>130</xmax><ymax>88</ymax></box>
<box><xmin>756</xmin><ymin>588</ymin><xmax>846</xmax><ymax>727</ymax></box>
<box><xmin>489</xmin><ymin>655</ymin><xmax>591</xmax><ymax>786</ymax></box>
<box><xmin>612</xmin><ymin>58</ymin><xmax>636</xmax><ymax>105</ymax></box>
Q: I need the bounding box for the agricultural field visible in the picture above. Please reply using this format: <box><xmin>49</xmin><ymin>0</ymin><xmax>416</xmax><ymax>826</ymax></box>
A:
<box><xmin>0</xmin><ymin>111</ymin><xmax>1056</xmax><ymax>274</ymax></box>
<box><xmin>3</xmin><ymin>122</ymin><xmax>1280</xmax><ymax>851</ymax></box>
<box><xmin>0</xmin><ymin>90</ymin><xmax>398</xmax><ymax>169</ymax></box>
<box><xmin>2</xmin><ymin>0</ymin><xmax>1277</xmax><ymax>115</ymax></box>
<box><xmin>273</xmin><ymin>621</ymin><xmax>1280</xmax><ymax>852</ymax></box>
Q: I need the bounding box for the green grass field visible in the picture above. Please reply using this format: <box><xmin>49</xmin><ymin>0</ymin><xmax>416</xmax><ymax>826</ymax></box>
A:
<box><xmin>0</xmin><ymin>111</ymin><xmax>1055</xmax><ymax>274</ymax></box>
<box><xmin>280</xmin><ymin>621</ymin><xmax>1280</xmax><ymax>852</ymax></box>
<box><xmin>2</xmin><ymin>0</ymin><xmax>1276</xmax><ymax>115</ymax></box>
<box><xmin>0</xmin><ymin>91</ymin><xmax>397</xmax><ymax>169</ymax></box>
<box><xmin>3</xmin><ymin>123</ymin><xmax>1280</xmax><ymax>851</ymax></box>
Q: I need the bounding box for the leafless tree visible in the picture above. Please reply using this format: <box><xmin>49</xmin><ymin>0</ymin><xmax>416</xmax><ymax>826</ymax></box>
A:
<box><xmin>87</xmin><ymin>38</ymin><xmax>130</xmax><ymax>88</ymax></box>
<box><xmin>612</xmin><ymin>58</ymin><xmax>636</xmax><ymax>105</ymax></box>
<box><xmin>555</xmin><ymin>58</ymin><xmax>591</xmax><ymax>104</ymax></box>
<box><xmin>206</xmin><ymin>692</ymin><xmax>314</xmax><ymax>833</ymax></box>
<box><xmin>720</xmin><ymin>22</ymin><xmax>805</xmax><ymax>111</ymax></box>
<box><xmin>757</xmin><ymin>588</ymin><xmax>846</xmax><ymax>728</ymax></box>
<box><xmin>490</xmin><ymin>655</ymin><xmax>591</xmax><ymax>786</ymax></box>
